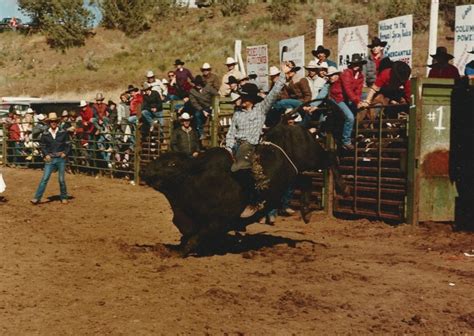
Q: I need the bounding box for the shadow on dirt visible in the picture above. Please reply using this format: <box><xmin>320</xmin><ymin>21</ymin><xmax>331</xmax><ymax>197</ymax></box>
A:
<box><xmin>123</xmin><ymin>232</ymin><xmax>323</xmax><ymax>258</ymax></box>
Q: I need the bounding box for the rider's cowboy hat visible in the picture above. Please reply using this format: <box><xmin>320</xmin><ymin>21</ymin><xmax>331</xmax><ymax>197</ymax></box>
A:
<box><xmin>312</xmin><ymin>45</ymin><xmax>331</xmax><ymax>58</ymax></box>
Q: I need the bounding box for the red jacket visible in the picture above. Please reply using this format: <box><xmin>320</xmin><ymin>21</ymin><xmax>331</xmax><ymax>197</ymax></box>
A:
<box><xmin>80</xmin><ymin>106</ymin><xmax>94</xmax><ymax>134</ymax></box>
<box><xmin>130</xmin><ymin>93</ymin><xmax>143</xmax><ymax>116</ymax></box>
<box><xmin>375</xmin><ymin>68</ymin><xmax>411</xmax><ymax>102</ymax></box>
<box><xmin>330</xmin><ymin>68</ymin><xmax>364</xmax><ymax>104</ymax></box>
<box><xmin>428</xmin><ymin>64</ymin><xmax>460</xmax><ymax>80</ymax></box>
<box><xmin>8</xmin><ymin>123</ymin><xmax>21</xmax><ymax>141</ymax></box>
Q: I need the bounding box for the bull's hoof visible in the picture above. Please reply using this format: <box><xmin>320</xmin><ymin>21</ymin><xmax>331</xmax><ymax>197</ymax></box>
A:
<box><xmin>301</xmin><ymin>208</ymin><xmax>312</xmax><ymax>224</ymax></box>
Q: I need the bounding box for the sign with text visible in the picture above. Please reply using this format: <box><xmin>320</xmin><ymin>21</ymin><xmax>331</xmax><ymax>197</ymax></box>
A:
<box><xmin>246</xmin><ymin>44</ymin><xmax>269</xmax><ymax>92</ymax></box>
<box><xmin>279</xmin><ymin>35</ymin><xmax>305</xmax><ymax>78</ymax></box>
<box><xmin>454</xmin><ymin>4</ymin><xmax>474</xmax><ymax>74</ymax></box>
<box><xmin>379</xmin><ymin>15</ymin><xmax>413</xmax><ymax>66</ymax></box>
<box><xmin>337</xmin><ymin>25</ymin><xmax>368</xmax><ymax>70</ymax></box>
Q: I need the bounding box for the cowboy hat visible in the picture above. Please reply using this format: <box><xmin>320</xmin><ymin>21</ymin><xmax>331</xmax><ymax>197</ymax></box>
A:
<box><xmin>287</xmin><ymin>60</ymin><xmax>301</xmax><ymax>73</ymax></box>
<box><xmin>239</xmin><ymin>83</ymin><xmax>263</xmax><ymax>104</ymax></box>
<box><xmin>226</xmin><ymin>75</ymin><xmax>239</xmax><ymax>85</ymax></box>
<box><xmin>127</xmin><ymin>85</ymin><xmax>139</xmax><ymax>93</ymax></box>
<box><xmin>430</xmin><ymin>46</ymin><xmax>454</xmax><ymax>60</ymax></box>
<box><xmin>367</xmin><ymin>37</ymin><xmax>387</xmax><ymax>48</ymax></box>
<box><xmin>248</xmin><ymin>72</ymin><xmax>258</xmax><ymax>80</ymax></box>
<box><xmin>146</xmin><ymin>70</ymin><xmax>155</xmax><ymax>77</ymax></box>
<box><xmin>230</xmin><ymin>92</ymin><xmax>241</xmax><ymax>102</ymax></box>
<box><xmin>47</xmin><ymin>112</ymin><xmax>59</xmax><ymax>121</ymax></box>
<box><xmin>348</xmin><ymin>54</ymin><xmax>367</xmax><ymax>66</ymax></box>
<box><xmin>225</xmin><ymin>57</ymin><xmax>237</xmax><ymax>65</ymax></box>
<box><xmin>61</xmin><ymin>110</ymin><xmax>69</xmax><ymax>117</ymax></box>
<box><xmin>174</xmin><ymin>59</ymin><xmax>185</xmax><ymax>66</ymax></box>
<box><xmin>312</xmin><ymin>45</ymin><xmax>331</xmax><ymax>58</ymax></box>
<box><xmin>179</xmin><ymin>112</ymin><xmax>193</xmax><ymax>120</ymax></box>
<box><xmin>95</xmin><ymin>92</ymin><xmax>104</xmax><ymax>101</ymax></box>
<box><xmin>327</xmin><ymin>66</ymin><xmax>341</xmax><ymax>76</ymax></box>
<box><xmin>305</xmin><ymin>60</ymin><xmax>320</xmax><ymax>70</ymax></box>
<box><xmin>201</xmin><ymin>62</ymin><xmax>212</xmax><ymax>70</ymax></box>
<box><xmin>79</xmin><ymin>100</ymin><xmax>88</xmax><ymax>107</ymax></box>
<box><xmin>269</xmin><ymin>66</ymin><xmax>281</xmax><ymax>76</ymax></box>
<box><xmin>26</xmin><ymin>107</ymin><xmax>34</xmax><ymax>114</ymax></box>
<box><xmin>36</xmin><ymin>114</ymin><xmax>46</xmax><ymax>121</ymax></box>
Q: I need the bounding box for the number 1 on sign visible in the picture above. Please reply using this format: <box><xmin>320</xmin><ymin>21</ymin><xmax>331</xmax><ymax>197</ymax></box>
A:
<box><xmin>434</xmin><ymin>106</ymin><xmax>446</xmax><ymax>134</ymax></box>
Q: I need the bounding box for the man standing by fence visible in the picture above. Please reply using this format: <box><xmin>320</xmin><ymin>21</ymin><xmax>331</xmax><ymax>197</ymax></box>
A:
<box><xmin>31</xmin><ymin>113</ymin><xmax>71</xmax><ymax>205</ymax></box>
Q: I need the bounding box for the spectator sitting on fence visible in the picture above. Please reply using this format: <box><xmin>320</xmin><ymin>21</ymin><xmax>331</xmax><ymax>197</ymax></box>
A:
<box><xmin>226</xmin><ymin>76</ymin><xmax>240</xmax><ymax>97</ymax></box>
<box><xmin>428</xmin><ymin>47</ymin><xmax>460</xmax><ymax>80</ymax></box>
<box><xmin>174</xmin><ymin>59</ymin><xmax>194</xmax><ymax>93</ymax></box>
<box><xmin>201</xmin><ymin>63</ymin><xmax>220</xmax><ymax>91</ymax></box>
<box><xmin>117</xmin><ymin>93</ymin><xmax>130</xmax><ymax>126</ymax></box>
<box><xmin>219</xmin><ymin>57</ymin><xmax>243</xmax><ymax>97</ymax></box>
<box><xmin>329</xmin><ymin>54</ymin><xmax>367</xmax><ymax>151</ymax></box>
<box><xmin>188</xmin><ymin>75</ymin><xmax>218</xmax><ymax>140</ymax></box>
<box><xmin>107</xmin><ymin>100</ymin><xmax>118</xmax><ymax>126</ymax></box>
<box><xmin>165</xmin><ymin>71</ymin><xmax>186</xmax><ymax>100</ymax></box>
<box><xmin>170</xmin><ymin>113</ymin><xmax>200</xmax><ymax>158</ymax></box>
<box><xmin>273</xmin><ymin>61</ymin><xmax>302</xmax><ymax>114</ymax></box>
<box><xmin>360</xmin><ymin>60</ymin><xmax>412</xmax><ymax>121</ymax></box>
<box><xmin>32</xmin><ymin>114</ymin><xmax>48</xmax><ymax>142</ymax></box>
<box><xmin>144</xmin><ymin>70</ymin><xmax>167</xmax><ymax>100</ymax></box>
<box><xmin>59</xmin><ymin>110</ymin><xmax>71</xmax><ymax>131</ymax></box>
<box><xmin>464</xmin><ymin>48</ymin><xmax>474</xmax><ymax>79</ymax></box>
<box><xmin>31</xmin><ymin>112</ymin><xmax>71</xmax><ymax>205</ymax></box>
<box><xmin>79</xmin><ymin>100</ymin><xmax>94</xmax><ymax>146</ymax></box>
<box><xmin>127</xmin><ymin>85</ymin><xmax>143</xmax><ymax>126</ymax></box>
<box><xmin>298</xmin><ymin>60</ymin><xmax>329</xmax><ymax>104</ymax></box>
<box><xmin>92</xmin><ymin>93</ymin><xmax>109</xmax><ymax>135</ymax></box>
<box><xmin>141</xmin><ymin>83</ymin><xmax>164</xmax><ymax>132</ymax></box>
<box><xmin>364</xmin><ymin>37</ymin><xmax>389</xmax><ymax>87</ymax></box>
<box><xmin>312</xmin><ymin>45</ymin><xmax>337</xmax><ymax>68</ymax></box>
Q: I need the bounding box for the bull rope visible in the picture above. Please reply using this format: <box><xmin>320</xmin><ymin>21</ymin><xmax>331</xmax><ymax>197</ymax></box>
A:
<box><xmin>260</xmin><ymin>141</ymin><xmax>299</xmax><ymax>175</ymax></box>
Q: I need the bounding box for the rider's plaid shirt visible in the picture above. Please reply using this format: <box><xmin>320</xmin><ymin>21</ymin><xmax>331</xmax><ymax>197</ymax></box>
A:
<box><xmin>226</xmin><ymin>72</ymin><xmax>286</xmax><ymax>150</ymax></box>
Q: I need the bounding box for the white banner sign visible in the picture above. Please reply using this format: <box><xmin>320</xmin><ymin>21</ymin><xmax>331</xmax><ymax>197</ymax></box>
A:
<box><xmin>337</xmin><ymin>25</ymin><xmax>368</xmax><ymax>70</ymax></box>
<box><xmin>279</xmin><ymin>35</ymin><xmax>305</xmax><ymax>78</ymax></box>
<box><xmin>454</xmin><ymin>4</ymin><xmax>474</xmax><ymax>75</ymax></box>
<box><xmin>379</xmin><ymin>15</ymin><xmax>413</xmax><ymax>66</ymax></box>
<box><xmin>246</xmin><ymin>45</ymin><xmax>269</xmax><ymax>92</ymax></box>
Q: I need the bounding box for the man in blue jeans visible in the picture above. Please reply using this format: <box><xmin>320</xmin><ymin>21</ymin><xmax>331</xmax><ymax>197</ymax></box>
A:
<box><xmin>31</xmin><ymin>112</ymin><xmax>71</xmax><ymax>205</ymax></box>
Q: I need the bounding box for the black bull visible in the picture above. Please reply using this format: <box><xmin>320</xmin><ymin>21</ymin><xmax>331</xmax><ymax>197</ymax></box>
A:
<box><xmin>142</xmin><ymin>124</ymin><xmax>348</xmax><ymax>255</ymax></box>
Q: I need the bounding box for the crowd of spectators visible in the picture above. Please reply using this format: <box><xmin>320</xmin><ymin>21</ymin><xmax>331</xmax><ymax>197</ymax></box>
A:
<box><xmin>1</xmin><ymin>41</ymin><xmax>473</xmax><ymax>173</ymax></box>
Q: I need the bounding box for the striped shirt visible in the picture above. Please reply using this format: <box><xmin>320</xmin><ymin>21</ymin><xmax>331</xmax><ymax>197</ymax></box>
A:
<box><xmin>226</xmin><ymin>72</ymin><xmax>286</xmax><ymax>149</ymax></box>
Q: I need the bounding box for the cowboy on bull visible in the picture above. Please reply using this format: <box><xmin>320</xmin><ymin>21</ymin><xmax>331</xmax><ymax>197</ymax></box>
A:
<box><xmin>225</xmin><ymin>62</ymin><xmax>292</xmax><ymax>218</ymax></box>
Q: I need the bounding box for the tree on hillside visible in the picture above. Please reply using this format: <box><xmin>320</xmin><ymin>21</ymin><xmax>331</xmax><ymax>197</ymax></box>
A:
<box><xmin>93</xmin><ymin>0</ymin><xmax>180</xmax><ymax>36</ymax></box>
<box><xmin>19</xmin><ymin>0</ymin><xmax>94</xmax><ymax>50</ymax></box>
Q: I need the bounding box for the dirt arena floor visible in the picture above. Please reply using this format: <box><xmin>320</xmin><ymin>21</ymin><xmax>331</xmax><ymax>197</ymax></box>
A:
<box><xmin>1</xmin><ymin>167</ymin><xmax>473</xmax><ymax>335</ymax></box>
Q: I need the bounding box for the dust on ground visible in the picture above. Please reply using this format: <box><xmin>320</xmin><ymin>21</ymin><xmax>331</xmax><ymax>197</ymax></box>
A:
<box><xmin>1</xmin><ymin>167</ymin><xmax>473</xmax><ymax>335</ymax></box>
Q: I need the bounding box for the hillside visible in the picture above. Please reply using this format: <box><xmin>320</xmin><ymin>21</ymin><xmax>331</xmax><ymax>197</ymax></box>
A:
<box><xmin>0</xmin><ymin>2</ymin><xmax>454</xmax><ymax>101</ymax></box>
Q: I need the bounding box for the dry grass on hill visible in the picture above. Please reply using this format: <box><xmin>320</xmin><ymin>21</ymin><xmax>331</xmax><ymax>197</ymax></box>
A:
<box><xmin>0</xmin><ymin>2</ymin><xmax>455</xmax><ymax>101</ymax></box>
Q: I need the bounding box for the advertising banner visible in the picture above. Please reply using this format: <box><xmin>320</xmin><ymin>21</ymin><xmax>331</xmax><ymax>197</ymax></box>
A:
<box><xmin>379</xmin><ymin>15</ymin><xmax>413</xmax><ymax>66</ymax></box>
<box><xmin>337</xmin><ymin>25</ymin><xmax>369</xmax><ymax>70</ymax></box>
<box><xmin>454</xmin><ymin>4</ymin><xmax>474</xmax><ymax>74</ymax></box>
<box><xmin>246</xmin><ymin>44</ymin><xmax>269</xmax><ymax>92</ymax></box>
<box><xmin>279</xmin><ymin>35</ymin><xmax>305</xmax><ymax>78</ymax></box>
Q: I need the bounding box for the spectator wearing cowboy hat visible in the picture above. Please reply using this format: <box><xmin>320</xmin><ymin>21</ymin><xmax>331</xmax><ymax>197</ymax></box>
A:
<box><xmin>7</xmin><ymin>111</ymin><xmax>22</xmax><ymax>166</ymax></box>
<box><xmin>170</xmin><ymin>112</ymin><xmax>200</xmax><ymax>157</ymax></box>
<box><xmin>464</xmin><ymin>47</ymin><xmax>474</xmax><ymax>79</ymax></box>
<box><xmin>428</xmin><ymin>47</ymin><xmax>460</xmax><ymax>79</ymax></box>
<box><xmin>225</xmin><ymin>62</ymin><xmax>293</xmax><ymax>218</ymax></box>
<box><xmin>329</xmin><ymin>54</ymin><xmax>367</xmax><ymax>150</ymax></box>
<box><xmin>31</xmin><ymin>112</ymin><xmax>71</xmax><ymax>205</ymax></box>
<box><xmin>144</xmin><ymin>70</ymin><xmax>167</xmax><ymax>99</ymax></box>
<box><xmin>312</xmin><ymin>45</ymin><xmax>337</xmax><ymax>68</ymax></box>
<box><xmin>174</xmin><ymin>59</ymin><xmax>194</xmax><ymax>93</ymax></box>
<box><xmin>141</xmin><ymin>82</ymin><xmax>164</xmax><ymax>131</ymax></box>
<box><xmin>200</xmin><ymin>63</ymin><xmax>220</xmax><ymax>91</ymax></box>
<box><xmin>59</xmin><ymin>110</ymin><xmax>71</xmax><ymax>131</ymax></box>
<box><xmin>298</xmin><ymin>60</ymin><xmax>329</xmax><ymax>103</ymax></box>
<box><xmin>79</xmin><ymin>100</ymin><xmax>94</xmax><ymax>143</ymax></box>
<box><xmin>364</xmin><ymin>37</ymin><xmax>389</xmax><ymax>87</ymax></box>
<box><xmin>219</xmin><ymin>57</ymin><xmax>243</xmax><ymax>97</ymax></box>
<box><xmin>92</xmin><ymin>92</ymin><xmax>110</xmax><ymax>134</ymax></box>
<box><xmin>226</xmin><ymin>75</ymin><xmax>240</xmax><ymax>96</ymax></box>
<box><xmin>127</xmin><ymin>85</ymin><xmax>143</xmax><ymax>125</ymax></box>
<box><xmin>188</xmin><ymin>75</ymin><xmax>218</xmax><ymax>139</ymax></box>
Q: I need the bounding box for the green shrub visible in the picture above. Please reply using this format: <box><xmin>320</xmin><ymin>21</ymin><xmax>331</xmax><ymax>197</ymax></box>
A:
<box><xmin>220</xmin><ymin>0</ymin><xmax>248</xmax><ymax>17</ymax></box>
<box><xmin>268</xmin><ymin>1</ymin><xmax>294</xmax><ymax>24</ymax></box>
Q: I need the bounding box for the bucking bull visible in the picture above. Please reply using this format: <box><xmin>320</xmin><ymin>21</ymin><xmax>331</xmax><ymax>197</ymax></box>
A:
<box><xmin>142</xmin><ymin>123</ymin><xmax>348</xmax><ymax>256</ymax></box>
